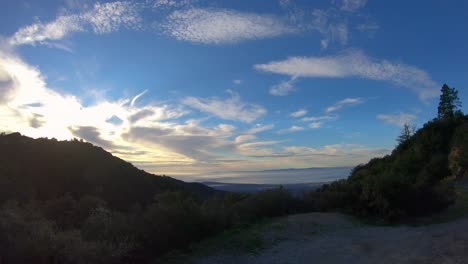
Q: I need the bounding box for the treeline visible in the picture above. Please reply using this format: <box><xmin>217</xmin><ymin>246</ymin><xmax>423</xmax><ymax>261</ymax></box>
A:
<box><xmin>0</xmin><ymin>186</ymin><xmax>303</xmax><ymax>263</ymax></box>
<box><xmin>0</xmin><ymin>132</ymin><xmax>305</xmax><ymax>263</ymax></box>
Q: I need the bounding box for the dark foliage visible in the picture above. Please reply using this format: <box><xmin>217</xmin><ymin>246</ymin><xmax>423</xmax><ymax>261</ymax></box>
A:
<box><xmin>0</xmin><ymin>132</ymin><xmax>216</xmax><ymax>208</ymax></box>
<box><xmin>309</xmin><ymin>115</ymin><xmax>468</xmax><ymax>221</ymax></box>
<box><xmin>0</xmin><ymin>133</ymin><xmax>302</xmax><ymax>263</ymax></box>
<box><xmin>438</xmin><ymin>84</ymin><xmax>462</xmax><ymax>119</ymax></box>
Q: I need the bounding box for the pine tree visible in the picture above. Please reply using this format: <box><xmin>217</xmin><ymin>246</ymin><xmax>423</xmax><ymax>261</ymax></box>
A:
<box><xmin>397</xmin><ymin>123</ymin><xmax>416</xmax><ymax>145</ymax></box>
<box><xmin>438</xmin><ymin>84</ymin><xmax>462</xmax><ymax>119</ymax></box>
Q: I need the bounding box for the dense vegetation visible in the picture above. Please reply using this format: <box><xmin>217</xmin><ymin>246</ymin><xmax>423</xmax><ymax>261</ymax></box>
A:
<box><xmin>0</xmin><ymin>84</ymin><xmax>466</xmax><ymax>262</ymax></box>
<box><xmin>0</xmin><ymin>133</ymin><xmax>302</xmax><ymax>263</ymax></box>
<box><xmin>306</xmin><ymin>84</ymin><xmax>466</xmax><ymax>221</ymax></box>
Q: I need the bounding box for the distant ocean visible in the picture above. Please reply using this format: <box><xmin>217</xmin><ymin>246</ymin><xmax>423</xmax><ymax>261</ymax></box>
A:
<box><xmin>175</xmin><ymin>167</ymin><xmax>353</xmax><ymax>185</ymax></box>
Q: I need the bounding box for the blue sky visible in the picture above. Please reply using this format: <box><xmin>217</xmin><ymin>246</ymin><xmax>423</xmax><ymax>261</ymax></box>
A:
<box><xmin>0</xmin><ymin>0</ymin><xmax>467</xmax><ymax>180</ymax></box>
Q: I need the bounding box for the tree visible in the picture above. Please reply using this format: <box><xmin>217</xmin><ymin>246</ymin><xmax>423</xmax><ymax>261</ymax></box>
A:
<box><xmin>438</xmin><ymin>84</ymin><xmax>462</xmax><ymax>119</ymax></box>
<box><xmin>397</xmin><ymin>123</ymin><xmax>416</xmax><ymax>145</ymax></box>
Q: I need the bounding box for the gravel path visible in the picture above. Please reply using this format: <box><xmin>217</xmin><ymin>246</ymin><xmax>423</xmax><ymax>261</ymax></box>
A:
<box><xmin>191</xmin><ymin>213</ymin><xmax>468</xmax><ymax>264</ymax></box>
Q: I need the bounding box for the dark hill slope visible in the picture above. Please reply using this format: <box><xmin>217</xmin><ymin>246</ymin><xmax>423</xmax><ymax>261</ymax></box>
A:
<box><xmin>0</xmin><ymin>132</ymin><xmax>216</xmax><ymax>210</ymax></box>
<box><xmin>311</xmin><ymin>115</ymin><xmax>468</xmax><ymax>221</ymax></box>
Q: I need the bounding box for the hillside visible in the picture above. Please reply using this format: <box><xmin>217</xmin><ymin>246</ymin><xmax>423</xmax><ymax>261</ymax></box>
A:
<box><xmin>0</xmin><ymin>132</ymin><xmax>217</xmax><ymax>209</ymax></box>
<box><xmin>0</xmin><ymin>132</ymin><xmax>304</xmax><ymax>263</ymax></box>
<box><xmin>308</xmin><ymin>114</ymin><xmax>468</xmax><ymax>221</ymax></box>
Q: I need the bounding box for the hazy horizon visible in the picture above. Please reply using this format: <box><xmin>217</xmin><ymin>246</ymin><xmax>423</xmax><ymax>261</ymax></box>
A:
<box><xmin>171</xmin><ymin>166</ymin><xmax>353</xmax><ymax>184</ymax></box>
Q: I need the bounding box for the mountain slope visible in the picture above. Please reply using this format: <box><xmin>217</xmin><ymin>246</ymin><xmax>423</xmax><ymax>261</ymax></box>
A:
<box><xmin>0</xmin><ymin>132</ymin><xmax>216</xmax><ymax>210</ymax></box>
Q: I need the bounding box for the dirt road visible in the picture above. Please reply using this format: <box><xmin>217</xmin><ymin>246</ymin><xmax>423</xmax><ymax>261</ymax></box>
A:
<box><xmin>192</xmin><ymin>213</ymin><xmax>468</xmax><ymax>264</ymax></box>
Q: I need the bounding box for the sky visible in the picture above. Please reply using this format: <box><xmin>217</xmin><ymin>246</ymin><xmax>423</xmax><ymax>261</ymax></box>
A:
<box><xmin>0</xmin><ymin>0</ymin><xmax>467</xmax><ymax>181</ymax></box>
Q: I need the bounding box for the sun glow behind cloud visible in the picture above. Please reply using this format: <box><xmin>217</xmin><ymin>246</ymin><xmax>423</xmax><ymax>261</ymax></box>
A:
<box><xmin>0</xmin><ymin>48</ymin><xmax>389</xmax><ymax>177</ymax></box>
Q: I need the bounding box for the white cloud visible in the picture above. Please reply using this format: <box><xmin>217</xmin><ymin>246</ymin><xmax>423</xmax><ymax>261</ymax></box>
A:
<box><xmin>235</xmin><ymin>134</ymin><xmax>256</xmax><ymax>143</ymax></box>
<box><xmin>340</xmin><ymin>0</ymin><xmax>368</xmax><ymax>12</ymax></box>
<box><xmin>0</xmin><ymin>48</ymin><xmax>186</xmax><ymax>147</ymax></box>
<box><xmin>182</xmin><ymin>91</ymin><xmax>267</xmax><ymax>123</ymax></box>
<box><xmin>162</xmin><ymin>8</ymin><xmax>295</xmax><ymax>44</ymax></box>
<box><xmin>255</xmin><ymin>49</ymin><xmax>439</xmax><ymax>100</ymax></box>
<box><xmin>270</xmin><ymin>78</ymin><xmax>296</xmax><ymax>96</ymax></box>
<box><xmin>10</xmin><ymin>1</ymin><xmax>142</xmax><ymax>46</ymax></box>
<box><xmin>325</xmin><ymin>97</ymin><xmax>363</xmax><ymax>113</ymax></box>
<box><xmin>130</xmin><ymin>89</ymin><xmax>148</xmax><ymax>107</ymax></box>
<box><xmin>246</xmin><ymin>124</ymin><xmax>274</xmax><ymax>134</ymax></box>
<box><xmin>301</xmin><ymin>115</ymin><xmax>338</xmax><ymax>129</ymax></box>
<box><xmin>153</xmin><ymin>0</ymin><xmax>194</xmax><ymax>9</ymax></box>
<box><xmin>236</xmin><ymin>143</ymin><xmax>389</xmax><ymax>168</ymax></box>
<box><xmin>309</xmin><ymin>122</ymin><xmax>323</xmax><ymax>129</ymax></box>
<box><xmin>301</xmin><ymin>115</ymin><xmax>337</xmax><ymax>122</ymax></box>
<box><xmin>233</xmin><ymin>79</ymin><xmax>242</xmax><ymax>85</ymax></box>
<box><xmin>82</xmin><ymin>1</ymin><xmax>142</xmax><ymax>34</ymax></box>
<box><xmin>278</xmin><ymin>125</ymin><xmax>304</xmax><ymax>134</ymax></box>
<box><xmin>291</xmin><ymin>109</ymin><xmax>307</xmax><ymax>118</ymax></box>
<box><xmin>377</xmin><ymin>113</ymin><xmax>417</xmax><ymax>127</ymax></box>
<box><xmin>310</xmin><ymin>9</ymin><xmax>349</xmax><ymax>49</ymax></box>
<box><xmin>356</xmin><ymin>21</ymin><xmax>379</xmax><ymax>33</ymax></box>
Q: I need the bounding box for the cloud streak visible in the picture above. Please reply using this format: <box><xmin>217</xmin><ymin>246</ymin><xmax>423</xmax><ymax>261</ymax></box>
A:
<box><xmin>340</xmin><ymin>0</ymin><xmax>368</xmax><ymax>12</ymax></box>
<box><xmin>255</xmin><ymin>50</ymin><xmax>439</xmax><ymax>100</ymax></box>
<box><xmin>10</xmin><ymin>1</ymin><xmax>142</xmax><ymax>46</ymax></box>
<box><xmin>291</xmin><ymin>109</ymin><xmax>307</xmax><ymax>118</ymax></box>
<box><xmin>278</xmin><ymin>126</ymin><xmax>304</xmax><ymax>134</ymax></box>
<box><xmin>182</xmin><ymin>92</ymin><xmax>267</xmax><ymax>123</ymax></box>
<box><xmin>162</xmin><ymin>8</ymin><xmax>296</xmax><ymax>44</ymax></box>
<box><xmin>377</xmin><ymin>113</ymin><xmax>417</xmax><ymax>127</ymax></box>
<box><xmin>310</xmin><ymin>9</ymin><xmax>348</xmax><ymax>49</ymax></box>
<box><xmin>269</xmin><ymin>78</ymin><xmax>297</xmax><ymax>96</ymax></box>
<box><xmin>326</xmin><ymin>98</ymin><xmax>363</xmax><ymax>113</ymax></box>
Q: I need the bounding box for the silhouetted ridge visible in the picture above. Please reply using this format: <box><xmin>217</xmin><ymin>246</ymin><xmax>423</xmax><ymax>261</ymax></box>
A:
<box><xmin>0</xmin><ymin>133</ymin><xmax>216</xmax><ymax>209</ymax></box>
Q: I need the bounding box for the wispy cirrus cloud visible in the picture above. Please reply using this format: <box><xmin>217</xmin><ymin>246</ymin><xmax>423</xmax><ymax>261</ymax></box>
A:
<box><xmin>10</xmin><ymin>1</ymin><xmax>142</xmax><ymax>46</ymax></box>
<box><xmin>246</xmin><ymin>124</ymin><xmax>275</xmax><ymax>134</ymax></box>
<box><xmin>325</xmin><ymin>97</ymin><xmax>363</xmax><ymax>113</ymax></box>
<box><xmin>278</xmin><ymin>125</ymin><xmax>304</xmax><ymax>134</ymax></box>
<box><xmin>291</xmin><ymin>109</ymin><xmax>307</xmax><ymax>118</ymax></box>
<box><xmin>182</xmin><ymin>91</ymin><xmax>267</xmax><ymax>123</ymax></box>
<box><xmin>377</xmin><ymin>112</ymin><xmax>417</xmax><ymax>127</ymax></box>
<box><xmin>233</xmin><ymin>124</ymin><xmax>274</xmax><ymax>144</ymax></box>
<box><xmin>300</xmin><ymin>114</ymin><xmax>338</xmax><ymax>129</ymax></box>
<box><xmin>310</xmin><ymin>9</ymin><xmax>348</xmax><ymax>49</ymax></box>
<box><xmin>309</xmin><ymin>122</ymin><xmax>323</xmax><ymax>129</ymax></box>
<box><xmin>301</xmin><ymin>115</ymin><xmax>338</xmax><ymax>122</ymax></box>
<box><xmin>153</xmin><ymin>0</ymin><xmax>195</xmax><ymax>9</ymax></box>
<box><xmin>255</xmin><ymin>49</ymin><xmax>439</xmax><ymax>100</ymax></box>
<box><xmin>269</xmin><ymin>78</ymin><xmax>297</xmax><ymax>96</ymax></box>
<box><xmin>340</xmin><ymin>0</ymin><xmax>368</xmax><ymax>12</ymax></box>
<box><xmin>9</xmin><ymin>0</ymin><xmax>375</xmax><ymax>50</ymax></box>
<box><xmin>162</xmin><ymin>8</ymin><xmax>296</xmax><ymax>44</ymax></box>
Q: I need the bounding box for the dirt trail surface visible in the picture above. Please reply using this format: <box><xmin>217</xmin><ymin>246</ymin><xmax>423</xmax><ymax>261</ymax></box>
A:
<box><xmin>192</xmin><ymin>213</ymin><xmax>468</xmax><ymax>264</ymax></box>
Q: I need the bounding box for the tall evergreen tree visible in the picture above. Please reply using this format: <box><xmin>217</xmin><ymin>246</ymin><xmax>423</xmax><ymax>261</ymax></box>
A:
<box><xmin>438</xmin><ymin>84</ymin><xmax>462</xmax><ymax>119</ymax></box>
<box><xmin>397</xmin><ymin>123</ymin><xmax>416</xmax><ymax>145</ymax></box>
